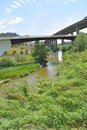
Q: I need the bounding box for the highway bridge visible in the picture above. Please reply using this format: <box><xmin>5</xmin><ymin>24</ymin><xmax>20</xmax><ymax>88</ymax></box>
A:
<box><xmin>0</xmin><ymin>17</ymin><xmax>87</xmax><ymax>55</ymax></box>
<box><xmin>54</xmin><ymin>17</ymin><xmax>87</xmax><ymax>35</ymax></box>
<box><xmin>10</xmin><ymin>35</ymin><xmax>76</xmax><ymax>44</ymax></box>
<box><xmin>0</xmin><ymin>35</ymin><xmax>76</xmax><ymax>55</ymax></box>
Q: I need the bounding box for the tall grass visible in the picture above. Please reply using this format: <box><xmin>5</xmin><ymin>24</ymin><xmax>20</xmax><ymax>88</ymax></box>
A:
<box><xmin>0</xmin><ymin>62</ymin><xmax>40</xmax><ymax>80</ymax></box>
<box><xmin>0</xmin><ymin>57</ymin><xmax>16</xmax><ymax>67</ymax></box>
<box><xmin>0</xmin><ymin>50</ymin><xmax>87</xmax><ymax>129</ymax></box>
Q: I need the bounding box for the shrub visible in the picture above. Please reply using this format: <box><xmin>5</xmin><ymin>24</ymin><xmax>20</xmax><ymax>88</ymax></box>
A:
<box><xmin>15</xmin><ymin>54</ymin><xmax>27</xmax><ymax>62</ymax></box>
<box><xmin>12</xmin><ymin>50</ymin><xmax>16</xmax><ymax>55</ymax></box>
<box><xmin>0</xmin><ymin>57</ymin><xmax>16</xmax><ymax>67</ymax></box>
<box><xmin>74</xmin><ymin>32</ymin><xmax>87</xmax><ymax>52</ymax></box>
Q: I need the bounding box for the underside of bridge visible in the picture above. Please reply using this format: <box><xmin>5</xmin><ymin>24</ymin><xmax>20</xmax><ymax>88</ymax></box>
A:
<box><xmin>0</xmin><ymin>17</ymin><xmax>87</xmax><ymax>55</ymax></box>
<box><xmin>0</xmin><ymin>35</ymin><xmax>76</xmax><ymax>55</ymax></box>
<box><xmin>10</xmin><ymin>35</ymin><xmax>76</xmax><ymax>45</ymax></box>
<box><xmin>54</xmin><ymin>17</ymin><xmax>87</xmax><ymax>35</ymax></box>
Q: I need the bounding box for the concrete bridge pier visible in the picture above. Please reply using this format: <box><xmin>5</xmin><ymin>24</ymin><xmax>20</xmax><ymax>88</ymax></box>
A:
<box><xmin>45</xmin><ymin>39</ymin><xmax>58</xmax><ymax>52</ymax></box>
<box><xmin>52</xmin><ymin>39</ymin><xmax>58</xmax><ymax>52</ymax></box>
<box><xmin>61</xmin><ymin>39</ymin><xmax>65</xmax><ymax>45</ymax></box>
<box><xmin>71</xmin><ymin>32</ymin><xmax>73</xmax><ymax>35</ymax></box>
<box><xmin>76</xmin><ymin>27</ymin><xmax>79</xmax><ymax>35</ymax></box>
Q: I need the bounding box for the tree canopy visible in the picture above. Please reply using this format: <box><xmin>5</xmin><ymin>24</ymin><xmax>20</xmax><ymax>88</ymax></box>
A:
<box><xmin>32</xmin><ymin>41</ymin><xmax>48</xmax><ymax>67</ymax></box>
<box><xmin>74</xmin><ymin>32</ymin><xmax>87</xmax><ymax>52</ymax></box>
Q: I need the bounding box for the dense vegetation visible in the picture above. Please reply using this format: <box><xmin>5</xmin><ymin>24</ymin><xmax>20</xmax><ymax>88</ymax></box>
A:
<box><xmin>0</xmin><ymin>32</ymin><xmax>87</xmax><ymax>129</ymax></box>
<box><xmin>0</xmin><ymin>43</ymin><xmax>40</xmax><ymax>81</ymax></box>
<box><xmin>0</xmin><ymin>49</ymin><xmax>87</xmax><ymax>129</ymax></box>
<box><xmin>74</xmin><ymin>32</ymin><xmax>87</xmax><ymax>51</ymax></box>
<box><xmin>32</xmin><ymin>41</ymin><xmax>48</xmax><ymax>67</ymax></box>
<box><xmin>0</xmin><ymin>62</ymin><xmax>39</xmax><ymax>80</ymax></box>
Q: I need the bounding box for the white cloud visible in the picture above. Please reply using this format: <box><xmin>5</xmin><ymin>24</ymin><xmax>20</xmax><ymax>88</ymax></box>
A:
<box><xmin>4</xmin><ymin>0</ymin><xmax>37</xmax><ymax>15</ymax></box>
<box><xmin>14</xmin><ymin>1</ymin><xmax>23</xmax><ymax>6</ymax></box>
<box><xmin>5</xmin><ymin>0</ymin><xmax>29</xmax><ymax>15</ymax></box>
<box><xmin>19</xmin><ymin>0</ymin><xmax>26</xmax><ymax>5</ymax></box>
<box><xmin>5</xmin><ymin>8</ymin><xmax>12</xmax><ymax>14</ymax></box>
<box><xmin>10</xmin><ymin>1</ymin><xmax>22</xmax><ymax>9</ymax></box>
<box><xmin>9</xmin><ymin>17</ymin><xmax>24</xmax><ymax>24</ymax></box>
<box><xmin>10</xmin><ymin>4</ymin><xmax>18</xmax><ymax>9</ymax></box>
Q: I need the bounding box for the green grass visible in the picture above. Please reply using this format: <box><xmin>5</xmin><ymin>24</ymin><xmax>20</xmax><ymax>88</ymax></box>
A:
<box><xmin>0</xmin><ymin>62</ymin><xmax>40</xmax><ymax>80</ymax></box>
<box><xmin>0</xmin><ymin>50</ymin><xmax>87</xmax><ymax>129</ymax></box>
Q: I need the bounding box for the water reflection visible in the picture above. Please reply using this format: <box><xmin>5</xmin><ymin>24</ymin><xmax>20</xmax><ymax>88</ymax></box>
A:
<box><xmin>58</xmin><ymin>50</ymin><xmax>62</xmax><ymax>61</ymax></box>
<box><xmin>27</xmin><ymin>51</ymin><xmax>62</xmax><ymax>84</ymax></box>
<box><xmin>27</xmin><ymin>62</ymin><xmax>56</xmax><ymax>84</ymax></box>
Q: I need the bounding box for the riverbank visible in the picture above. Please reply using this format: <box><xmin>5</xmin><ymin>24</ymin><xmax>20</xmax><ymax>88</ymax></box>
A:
<box><xmin>0</xmin><ymin>52</ymin><xmax>59</xmax><ymax>83</ymax></box>
<box><xmin>0</xmin><ymin>62</ymin><xmax>40</xmax><ymax>81</ymax></box>
<box><xmin>0</xmin><ymin>50</ymin><xmax>87</xmax><ymax>129</ymax></box>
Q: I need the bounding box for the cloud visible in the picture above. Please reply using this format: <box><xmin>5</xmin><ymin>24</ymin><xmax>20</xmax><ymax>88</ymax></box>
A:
<box><xmin>9</xmin><ymin>17</ymin><xmax>24</xmax><ymax>24</ymax></box>
<box><xmin>5</xmin><ymin>8</ymin><xmax>12</xmax><ymax>14</ymax></box>
<box><xmin>19</xmin><ymin>0</ymin><xmax>26</xmax><ymax>5</ymax></box>
<box><xmin>4</xmin><ymin>0</ymin><xmax>28</xmax><ymax>15</ymax></box>
<box><xmin>10</xmin><ymin>1</ymin><xmax>23</xmax><ymax>9</ymax></box>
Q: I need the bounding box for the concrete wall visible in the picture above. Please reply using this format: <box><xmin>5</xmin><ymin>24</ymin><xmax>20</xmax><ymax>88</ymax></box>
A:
<box><xmin>0</xmin><ymin>39</ymin><xmax>11</xmax><ymax>56</ymax></box>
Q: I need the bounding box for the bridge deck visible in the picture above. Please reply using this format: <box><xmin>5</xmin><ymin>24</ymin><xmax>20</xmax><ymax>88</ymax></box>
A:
<box><xmin>54</xmin><ymin>18</ymin><xmax>87</xmax><ymax>35</ymax></box>
<box><xmin>0</xmin><ymin>35</ymin><xmax>76</xmax><ymax>44</ymax></box>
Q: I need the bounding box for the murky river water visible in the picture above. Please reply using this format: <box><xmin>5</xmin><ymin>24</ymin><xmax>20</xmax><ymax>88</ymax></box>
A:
<box><xmin>27</xmin><ymin>62</ymin><xmax>56</xmax><ymax>84</ymax></box>
<box><xmin>27</xmin><ymin>51</ymin><xmax>62</xmax><ymax>84</ymax></box>
<box><xmin>3</xmin><ymin>51</ymin><xmax>62</xmax><ymax>86</ymax></box>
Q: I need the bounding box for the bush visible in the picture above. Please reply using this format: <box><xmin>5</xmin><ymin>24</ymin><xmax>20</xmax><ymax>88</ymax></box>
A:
<box><xmin>15</xmin><ymin>54</ymin><xmax>27</xmax><ymax>62</ymax></box>
<box><xmin>0</xmin><ymin>57</ymin><xmax>16</xmax><ymax>67</ymax></box>
<box><xmin>32</xmin><ymin>41</ymin><xmax>48</xmax><ymax>66</ymax></box>
<box><xmin>74</xmin><ymin>32</ymin><xmax>87</xmax><ymax>52</ymax></box>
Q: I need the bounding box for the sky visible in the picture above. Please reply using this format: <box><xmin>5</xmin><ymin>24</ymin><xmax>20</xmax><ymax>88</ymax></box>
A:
<box><xmin>0</xmin><ymin>0</ymin><xmax>87</xmax><ymax>36</ymax></box>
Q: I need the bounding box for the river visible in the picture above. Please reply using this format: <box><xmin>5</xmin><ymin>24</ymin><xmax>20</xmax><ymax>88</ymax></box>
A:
<box><xmin>27</xmin><ymin>51</ymin><xmax>62</xmax><ymax>84</ymax></box>
<box><xmin>2</xmin><ymin>51</ymin><xmax>62</xmax><ymax>86</ymax></box>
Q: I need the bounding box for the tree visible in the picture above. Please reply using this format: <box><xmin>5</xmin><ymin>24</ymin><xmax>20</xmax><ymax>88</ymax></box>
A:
<box><xmin>74</xmin><ymin>32</ymin><xmax>87</xmax><ymax>52</ymax></box>
<box><xmin>32</xmin><ymin>41</ymin><xmax>48</xmax><ymax>67</ymax></box>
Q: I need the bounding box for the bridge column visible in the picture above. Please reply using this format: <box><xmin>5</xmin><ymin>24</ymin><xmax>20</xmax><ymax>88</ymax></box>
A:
<box><xmin>53</xmin><ymin>39</ymin><xmax>58</xmax><ymax>52</ymax></box>
<box><xmin>61</xmin><ymin>39</ymin><xmax>64</xmax><ymax>45</ymax></box>
<box><xmin>76</xmin><ymin>27</ymin><xmax>79</xmax><ymax>35</ymax></box>
<box><xmin>71</xmin><ymin>32</ymin><xmax>73</xmax><ymax>35</ymax></box>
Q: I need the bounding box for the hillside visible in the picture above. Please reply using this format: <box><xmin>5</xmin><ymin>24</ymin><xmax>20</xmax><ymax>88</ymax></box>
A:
<box><xmin>0</xmin><ymin>32</ymin><xmax>19</xmax><ymax>37</ymax></box>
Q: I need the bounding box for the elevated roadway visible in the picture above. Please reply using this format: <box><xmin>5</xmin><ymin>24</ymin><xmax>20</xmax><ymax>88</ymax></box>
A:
<box><xmin>54</xmin><ymin>17</ymin><xmax>87</xmax><ymax>35</ymax></box>
<box><xmin>0</xmin><ymin>35</ymin><xmax>76</xmax><ymax>55</ymax></box>
<box><xmin>1</xmin><ymin>17</ymin><xmax>87</xmax><ymax>55</ymax></box>
<box><xmin>0</xmin><ymin>35</ymin><xmax>76</xmax><ymax>45</ymax></box>
<box><xmin>10</xmin><ymin>35</ymin><xmax>76</xmax><ymax>44</ymax></box>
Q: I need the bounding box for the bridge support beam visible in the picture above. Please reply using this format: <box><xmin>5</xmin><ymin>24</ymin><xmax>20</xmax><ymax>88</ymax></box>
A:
<box><xmin>61</xmin><ymin>39</ymin><xmax>64</xmax><ymax>45</ymax></box>
<box><xmin>76</xmin><ymin>27</ymin><xmax>79</xmax><ymax>35</ymax></box>
<box><xmin>53</xmin><ymin>39</ymin><xmax>58</xmax><ymax>52</ymax></box>
<box><xmin>71</xmin><ymin>32</ymin><xmax>73</xmax><ymax>35</ymax></box>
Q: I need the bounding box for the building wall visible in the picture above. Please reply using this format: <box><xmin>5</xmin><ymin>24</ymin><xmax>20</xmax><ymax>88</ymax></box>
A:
<box><xmin>0</xmin><ymin>39</ymin><xmax>11</xmax><ymax>56</ymax></box>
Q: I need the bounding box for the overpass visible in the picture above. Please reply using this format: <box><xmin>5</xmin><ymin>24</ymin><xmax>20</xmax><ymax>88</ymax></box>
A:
<box><xmin>0</xmin><ymin>17</ymin><xmax>87</xmax><ymax>55</ymax></box>
<box><xmin>10</xmin><ymin>35</ymin><xmax>76</xmax><ymax>44</ymax></box>
<box><xmin>49</xmin><ymin>17</ymin><xmax>87</xmax><ymax>45</ymax></box>
<box><xmin>0</xmin><ymin>35</ymin><xmax>76</xmax><ymax>55</ymax></box>
<box><xmin>54</xmin><ymin>17</ymin><xmax>87</xmax><ymax>35</ymax></box>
